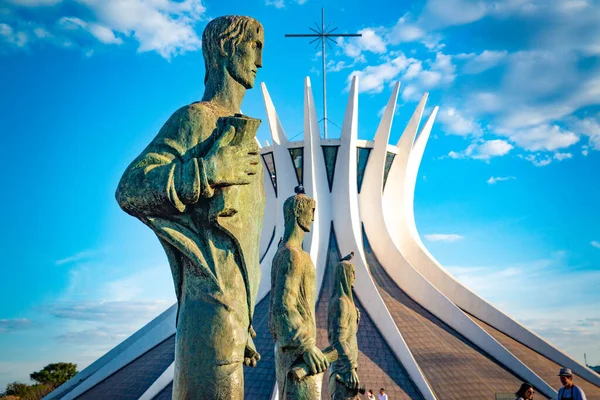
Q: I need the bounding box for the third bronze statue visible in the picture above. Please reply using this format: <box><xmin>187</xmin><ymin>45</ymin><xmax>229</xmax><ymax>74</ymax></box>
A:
<box><xmin>116</xmin><ymin>15</ymin><xmax>265</xmax><ymax>400</ymax></box>
<box><xmin>269</xmin><ymin>190</ymin><xmax>330</xmax><ymax>399</ymax></box>
<box><xmin>328</xmin><ymin>259</ymin><xmax>361</xmax><ymax>400</ymax></box>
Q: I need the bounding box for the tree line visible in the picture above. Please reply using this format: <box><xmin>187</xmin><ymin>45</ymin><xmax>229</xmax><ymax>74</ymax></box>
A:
<box><xmin>0</xmin><ymin>363</ymin><xmax>77</xmax><ymax>400</ymax></box>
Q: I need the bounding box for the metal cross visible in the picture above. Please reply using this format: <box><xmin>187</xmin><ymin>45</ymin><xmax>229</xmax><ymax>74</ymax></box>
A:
<box><xmin>285</xmin><ymin>8</ymin><xmax>361</xmax><ymax>139</ymax></box>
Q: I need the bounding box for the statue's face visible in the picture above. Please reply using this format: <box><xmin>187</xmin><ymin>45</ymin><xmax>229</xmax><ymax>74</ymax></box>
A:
<box><xmin>227</xmin><ymin>23</ymin><xmax>264</xmax><ymax>89</ymax></box>
<box><xmin>349</xmin><ymin>267</ymin><xmax>355</xmax><ymax>288</ymax></box>
<box><xmin>297</xmin><ymin>205</ymin><xmax>315</xmax><ymax>233</ymax></box>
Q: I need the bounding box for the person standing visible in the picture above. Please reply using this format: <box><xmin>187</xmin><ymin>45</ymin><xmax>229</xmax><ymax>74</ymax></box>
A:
<box><xmin>558</xmin><ymin>368</ymin><xmax>587</xmax><ymax>400</ymax></box>
<box><xmin>515</xmin><ymin>382</ymin><xmax>535</xmax><ymax>400</ymax></box>
<box><xmin>378</xmin><ymin>388</ymin><xmax>388</xmax><ymax>400</ymax></box>
<box><xmin>366</xmin><ymin>389</ymin><xmax>376</xmax><ymax>399</ymax></box>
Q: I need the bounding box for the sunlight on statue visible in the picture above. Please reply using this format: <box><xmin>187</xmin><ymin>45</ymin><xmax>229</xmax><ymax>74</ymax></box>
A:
<box><xmin>115</xmin><ymin>15</ymin><xmax>265</xmax><ymax>400</ymax></box>
<box><xmin>269</xmin><ymin>190</ymin><xmax>329</xmax><ymax>399</ymax></box>
<box><xmin>328</xmin><ymin>260</ymin><xmax>361</xmax><ymax>400</ymax></box>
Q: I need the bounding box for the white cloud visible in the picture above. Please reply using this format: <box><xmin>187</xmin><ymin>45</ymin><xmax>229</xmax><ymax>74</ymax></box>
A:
<box><xmin>567</xmin><ymin>115</ymin><xmax>600</xmax><ymax>150</ymax></box>
<box><xmin>399</xmin><ymin>52</ymin><xmax>456</xmax><ymax>101</ymax></box>
<box><xmin>463</xmin><ymin>50</ymin><xmax>508</xmax><ymax>74</ymax></box>
<box><xmin>2</xmin><ymin>0</ymin><xmax>206</xmax><ymax>58</ymax></box>
<box><xmin>553</xmin><ymin>152</ymin><xmax>572</xmax><ymax>161</ymax></box>
<box><xmin>76</xmin><ymin>0</ymin><xmax>205</xmax><ymax>58</ymax></box>
<box><xmin>506</xmin><ymin>125</ymin><xmax>580</xmax><ymax>152</ymax></box>
<box><xmin>265</xmin><ymin>0</ymin><xmax>284</xmax><ymax>8</ymax></box>
<box><xmin>591</xmin><ymin>241</ymin><xmax>600</xmax><ymax>249</ymax></box>
<box><xmin>487</xmin><ymin>176</ymin><xmax>515</xmax><ymax>184</ymax></box>
<box><xmin>522</xmin><ymin>153</ymin><xmax>552</xmax><ymax>167</ymax></box>
<box><xmin>450</xmin><ymin>139</ymin><xmax>513</xmax><ymax>160</ymax></box>
<box><xmin>437</xmin><ymin>107</ymin><xmax>482</xmax><ymax>136</ymax></box>
<box><xmin>386</xmin><ymin>14</ymin><xmax>426</xmax><ymax>44</ymax></box>
<box><xmin>59</xmin><ymin>16</ymin><xmax>122</xmax><ymax>45</ymax></box>
<box><xmin>348</xmin><ymin>54</ymin><xmax>411</xmax><ymax>93</ymax></box>
<box><xmin>424</xmin><ymin>233</ymin><xmax>464</xmax><ymax>242</ymax></box>
<box><xmin>338</xmin><ymin>28</ymin><xmax>386</xmax><ymax>58</ymax></box>
<box><xmin>0</xmin><ymin>23</ymin><xmax>28</xmax><ymax>47</ymax></box>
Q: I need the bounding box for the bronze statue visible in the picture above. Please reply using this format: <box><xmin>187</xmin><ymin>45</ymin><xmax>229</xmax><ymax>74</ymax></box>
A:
<box><xmin>269</xmin><ymin>190</ymin><xmax>329</xmax><ymax>399</ymax></box>
<box><xmin>328</xmin><ymin>260</ymin><xmax>361</xmax><ymax>400</ymax></box>
<box><xmin>116</xmin><ymin>15</ymin><xmax>265</xmax><ymax>400</ymax></box>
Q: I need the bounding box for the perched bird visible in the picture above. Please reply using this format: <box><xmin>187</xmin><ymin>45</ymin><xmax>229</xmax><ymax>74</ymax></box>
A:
<box><xmin>340</xmin><ymin>252</ymin><xmax>354</xmax><ymax>262</ymax></box>
<box><xmin>294</xmin><ymin>185</ymin><xmax>305</xmax><ymax>194</ymax></box>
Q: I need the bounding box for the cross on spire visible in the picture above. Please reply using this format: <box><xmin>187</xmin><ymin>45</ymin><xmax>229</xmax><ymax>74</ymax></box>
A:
<box><xmin>285</xmin><ymin>8</ymin><xmax>362</xmax><ymax>139</ymax></box>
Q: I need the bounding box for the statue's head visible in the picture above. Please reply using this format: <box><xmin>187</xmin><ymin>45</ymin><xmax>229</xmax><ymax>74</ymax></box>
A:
<box><xmin>335</xmin><ymin>261</ymin><xmax>356</xmax><ymax>292</ymax></box>
<box><xmin>202</xmin><ymin>15</ymin><xmax>264</xmax><ymax>89</ymax></box>
<box><xmin>283</xmin><ymin>192</ymin><xmax>315</xmax><ymax>233</ymax></box>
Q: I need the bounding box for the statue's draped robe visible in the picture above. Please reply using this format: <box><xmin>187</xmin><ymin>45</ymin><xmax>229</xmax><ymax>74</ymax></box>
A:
<box><xmin>269</xmin><ymin>247</ymin><xmax>322</xmax><ymax>400</ymax></box>
<box><xmin>116</xmin><ymin>102</ymin><xmax>265</xmax><ymax>399</ymax></box>
<box><xmin>328</xmin><ymin>262</ymin><xmax>360</xmax><ymax>400</ymax></box>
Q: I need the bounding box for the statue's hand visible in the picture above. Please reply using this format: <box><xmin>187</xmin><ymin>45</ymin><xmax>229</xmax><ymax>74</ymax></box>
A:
<box><xmin>302</xmin><ymin>346</ymin><xmax>329</xmax><ymax>376</ymax></box>
<box><xmin>244</xmin><ymin>336</ymin><xmax>260</xmax><ymax>368</ymax></box>
<box><xmin>343</xmin><ymin>369</ymin><xmax>359</xmax><ymax>390</ymax></box>
<box><xmin>204</xmin><ymin>125</ymin><xmax>260</xmax><ymax>187</ymax></box>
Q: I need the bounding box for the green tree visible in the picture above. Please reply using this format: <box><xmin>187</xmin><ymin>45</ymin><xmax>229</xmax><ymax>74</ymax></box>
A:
<box><xmin>29</xmin><ymin>362</ymin><xmax>77</xmax><ymax>389</ymax></box>
<box><xmin>5</xmin><ymin>381</ymin><xmax>29</xmax><ymax>396</ymax></box>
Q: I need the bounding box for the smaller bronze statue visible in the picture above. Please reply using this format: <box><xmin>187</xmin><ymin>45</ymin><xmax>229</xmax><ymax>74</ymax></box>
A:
<box><xmin>269</xmin><ymin>189</ymin><xmax>329</xmax><ymax>399</ymax></box>
<box><xmin>328</xmin><ymin>260</ymin><xmax>361</xmax><ymax>400</ymax></box>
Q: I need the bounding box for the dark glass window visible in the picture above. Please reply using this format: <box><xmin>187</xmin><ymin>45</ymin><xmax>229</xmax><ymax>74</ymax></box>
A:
<box><xmin>383</xmin><ymin>152</ymin><xmax>396</xmax><ymax>191</ymax></box>
<box><xmin>321</xmin><ymin>145</ymin><xmax>339</xmax><ymax>192</ymax></box>
<box><xmin>261</xmin><ymin>152</ymin><xmax>277</xmax><ymax>196</ymax></box>
<box><xmin>288</xmin><ymin>148</ymin><xmax>303</xmax><ymax>185</ymax></box>
<box><xmin>356</xmin><ymin>147</ymin><xmax>371</xmax><ymax>193</ymax></box>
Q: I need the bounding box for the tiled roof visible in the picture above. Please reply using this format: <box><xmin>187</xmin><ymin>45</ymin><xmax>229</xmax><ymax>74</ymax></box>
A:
<box><xmin>315</xmin><ymin>227</ymin><xmax>423</xmax><ymax>399</ymax></box>
<box><xmin>469</xmin><ymin>314</ymin><xmax>600</xmax><ymax>400</ymax></box>
<box><xmin>244</xmin><ymin>294</ymin><xmax>277</xmax><ymax>399</ymax></box>
<box><xmin>76</xmin><ymin>334</ymin><xmax>175</xmax><ymax>400</ymax></box>
<box><xmin>363</xmin><ymin>231</ymin><xmax>529</xmax><ymax>400</ymax></box>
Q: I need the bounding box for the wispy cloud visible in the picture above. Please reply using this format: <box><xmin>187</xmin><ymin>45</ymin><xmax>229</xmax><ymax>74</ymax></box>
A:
<box><xmin>1</xmin><ymin>0</ymin><xmax>206</xmax><ymax>58</ymax></box>
<box><xmin>448</xmin><ymin>139</ymin><xmax>513</xmax><ymax>161</ymax></box>
<box><xmin>0</xmin><ymin>318</ymin><xmax>32</xmax><ymax>333</ymax></box>
<box><xmin>55</xmin><ymin>250</ymin><xmax>95</xmax><ymax>266</ymax></box>
<box><xmin>487</xmin><ymin>176</ymin><xmax>516</xmax><ymax>184</ymax></box>
<box><xmin>591</xmin><ymin>241</ymin><xmax>600</xmax><ymax>249</ymax></box>
<box><xmin>424</xmin><ymin>233</ymin><xmax>464</xmax><ymax>242</ymax></box>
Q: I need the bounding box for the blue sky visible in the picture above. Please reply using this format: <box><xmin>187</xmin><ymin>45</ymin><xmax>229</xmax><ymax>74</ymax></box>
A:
<box><xmin>1</xmin><ymin>0</ymin><xmax>599</xmax><ymax>389</ymax></box>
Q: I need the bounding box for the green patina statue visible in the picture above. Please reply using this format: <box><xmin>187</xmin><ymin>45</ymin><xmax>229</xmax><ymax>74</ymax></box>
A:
<box><xmin>328</xmin><ymin>260</ymin><xmax>361</xmax><ymax>400</ymax></box>
<box><xmin>269</xmin><ymin>191</ymin><xmax>329</xmax><ymax>399</ymax></box>
<box><xmin>115</xmin><ymin>15</ymin><xmax>265</xmax><ymax>400</ymax></box>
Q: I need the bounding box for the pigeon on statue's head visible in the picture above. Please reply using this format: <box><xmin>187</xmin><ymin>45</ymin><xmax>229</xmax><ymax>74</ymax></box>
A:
<box><xmin>340</xmin><ymin>252</ymin><xmax>354</xmax><ymax>262</ymax></box>
<box><xmin>294</xmin><ymin>185</ymin><xmax>305</xmax><ymax>194</ymax></box>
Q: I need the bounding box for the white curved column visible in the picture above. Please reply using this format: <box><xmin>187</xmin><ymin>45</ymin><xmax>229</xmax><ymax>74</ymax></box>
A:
<box><xmin>382</xmin><ymin>93</ymin><xmax>428</xmax><ymax>244</ymax></box>
<box><xmin>396</xmin><ymin>108</ymin><xmax>600</xmax><ymax>386</ymax></box>
<box><xmin>257</xmin><ymin>83</ymin><xmax>298</xmax><ymax>303</ymax></box>
<box><xmin>361</xmin><ymin>98</ymin><xmax>557</xmax><ymax>398</ymax></box>
<box><xmin>331</xmin><ymin>76</ymin><xmax>436</xmax><ymax>400</ymax></box>
<box><xmin>303</xmin><ymin>77</ymin><xmax>332</xmax><ymax>294</ymax></box>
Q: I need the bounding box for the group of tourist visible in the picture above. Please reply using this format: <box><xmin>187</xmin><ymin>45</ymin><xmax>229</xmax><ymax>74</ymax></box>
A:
<box><xmin>365</xmin><ymin>388</ymin><xmax>388</xmax><ymax>399</ymax></box>
<box><xmin>516</xmin><ymin>368</ymin><xmax>587</xmax><ymax>400</ymax></box>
